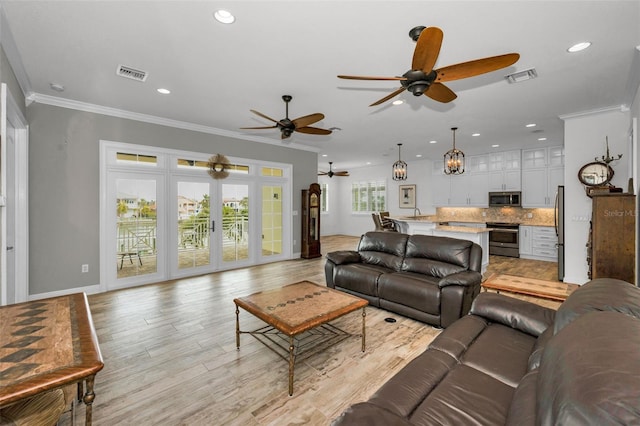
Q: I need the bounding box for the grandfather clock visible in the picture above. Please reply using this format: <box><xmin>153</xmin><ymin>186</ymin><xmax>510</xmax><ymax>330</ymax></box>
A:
<box><xmin>301</xmin><ymin>183</ymin><xmax>321</xmax><ymax>259</ymax></box>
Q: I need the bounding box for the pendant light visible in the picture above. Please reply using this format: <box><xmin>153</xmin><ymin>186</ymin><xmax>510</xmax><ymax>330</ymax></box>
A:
<box><xmin>444</xmin><ymin>127</ymin><xmax>465</xmax><ymax>175</ymax></box>
<box><xmin>392</xmin><ymin>143</ymin><xmax>407</xmax><ymax>181</ymax></box>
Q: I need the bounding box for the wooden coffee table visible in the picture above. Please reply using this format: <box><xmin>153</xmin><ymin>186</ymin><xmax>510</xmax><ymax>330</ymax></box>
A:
<box><xmin>234</xmin><ymin>281</ymin><xmax>368</xmax><ymax>395</ymax></box>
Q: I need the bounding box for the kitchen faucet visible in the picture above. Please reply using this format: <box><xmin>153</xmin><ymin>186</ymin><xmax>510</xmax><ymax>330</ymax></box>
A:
<box><xmin>414</xmin><ymin>207</ymin><xmax>421</xmax><ymax>217</ymax></box>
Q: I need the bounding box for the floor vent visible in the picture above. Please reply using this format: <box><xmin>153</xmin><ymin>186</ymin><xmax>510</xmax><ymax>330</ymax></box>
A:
<box><xmin>116</xmin><ymin>64</ymin><xmax>148</xmax><ymax>82</ymax></box>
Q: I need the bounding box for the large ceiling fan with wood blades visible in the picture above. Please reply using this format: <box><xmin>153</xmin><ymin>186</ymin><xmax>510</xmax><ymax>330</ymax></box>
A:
<box><xmin>318</xmin><ymin>162</ymin><xmax>349</xmax><ymax>178</ymax></box>
<box><xmin>338</xmin><ymin>26</ymin><xmax>520</xmax><ymax>106</ymax></box>
<box><xmin>240</xmin><ymin>95</ymin><xmax>332</xmax><ymax>139</ymax></box>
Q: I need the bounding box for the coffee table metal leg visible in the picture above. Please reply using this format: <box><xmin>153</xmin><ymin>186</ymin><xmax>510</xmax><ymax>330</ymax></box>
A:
<box><xmin>235</xmin><ymin>305</ymin><xmax>240</xmax><ymax>349</ymax></box>
<box><xmin>362</xmin><ymin>307</ymin><xmax>366</xmax><ymax>352</ymax></box>
<box><xmin>288</xmin><ymin>335</ymin><xmax>295</xmax><ymax>396</ymax></box>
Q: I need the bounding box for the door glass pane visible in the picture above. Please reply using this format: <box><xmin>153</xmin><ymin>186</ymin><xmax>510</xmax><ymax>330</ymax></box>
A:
<box><xmin>262</xmin><ymin>185</ymin><xmax>282</xmax><ymax>256</ymax></box>
<box><xmin>116</xmin><ymin>179</ymin><xmax>157</xmax><ymax>278</ymax></box>
<box><xmin>177</xmin><ymin>182</ymin><xmax>211</xmax><ymax>269</ymax></box>
<box><xmin>222</xmin><ymin>184</ymin><xmax>249</xmax><ymax>262</ymax></box>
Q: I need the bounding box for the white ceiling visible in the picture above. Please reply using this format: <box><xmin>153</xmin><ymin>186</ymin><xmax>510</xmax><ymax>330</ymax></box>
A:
<box><xmin>2</xmin><ymin>1</ymin><xmax>639</xmax><ymax>172</ymax></box>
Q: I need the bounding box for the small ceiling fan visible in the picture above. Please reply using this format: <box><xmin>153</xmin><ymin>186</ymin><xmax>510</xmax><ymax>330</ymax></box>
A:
<box><xmin>338</xmin><ymin>26</ymin><xmax>520</xmax><ymax>106</ymax></box>
<box><xmin>240</xmin><ymin>95</ymin><xmax>332</xmax><ymax>139</ymax></box>
<box><xmin>318</xmin><ymin>162</ymin><xmax>349</xmax><ymax>178</ymax></box>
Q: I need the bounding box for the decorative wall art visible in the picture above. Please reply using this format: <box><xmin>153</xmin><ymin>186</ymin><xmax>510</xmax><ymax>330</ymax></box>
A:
<box><xmin>399</xmin><ymin>184</ymin><xmax>416</xmax><ymax>209</ymax></box>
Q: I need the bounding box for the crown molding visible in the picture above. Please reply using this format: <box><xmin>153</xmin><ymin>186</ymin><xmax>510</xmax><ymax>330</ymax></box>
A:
<box><xmin>27</xmin><ymin>93</ymin><xmax>321</xmax><ymax>153</ymax></box>
<box><xmin>559</xmin><ymin>105</ymin><xmax>628</xmax><ymax>121</ymax></box>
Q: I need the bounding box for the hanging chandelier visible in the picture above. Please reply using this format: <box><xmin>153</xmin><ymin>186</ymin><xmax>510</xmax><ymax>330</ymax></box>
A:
<box><xmin>444</xmin><ymin>127</ymin><xmax>465</xmax><ymax>175</ymax></box>
<box><xmin>392</xmin><ymin>143</ymin><xmax>407</xmax><ymax>181</ymax></box>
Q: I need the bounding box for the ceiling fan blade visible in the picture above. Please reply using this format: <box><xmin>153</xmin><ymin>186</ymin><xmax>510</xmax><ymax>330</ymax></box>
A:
<box><xmin>292</xmin><ymin>113</ymin><xmax>324</xmax><ymax>128</ymax></box>
<box><xmin>435</xmin><ymin>53</ymin><xmax>520</xmax><ymax>82</ymax></box>
<box><xmin>334</xmin><ymin>171</ymin><xmax>350</xmax><ymax>176</ymax></box>
<box><xmin>318</xmin><ymin>171</ymin><xmax>329</xmax><ymax>176</ymax></box>
<box><xmin>412</xmin><ymin>26</ymin><xmax>443</xmax><ymax>73</ymax></box>
<box><xmin>369</xmin><ymin>87</ymin><xmax>406</xmax><ymax>107</ymax></box>
<box><xmin>424</xmin><ymin>82</ymin><xmax>457</xmax><ymax>103</ymax></box>
<box><xmin>249</xmin><ymin>109</ymin><xmax>279</xmax><ymax>123</ymax></box>
<box><xmin>239</xmin><ymin>125</ymin><xmax>278</xmax><ymax>130</ymax></box>
<box><xmin>338</xmin><ymin>75</ymin><xmax>407</xmax><ymax>81</ymax></box>
<box><xmin>295</xmin><ymin>126</ymin><xmax>332</xmax><ymax>136</ymax></box>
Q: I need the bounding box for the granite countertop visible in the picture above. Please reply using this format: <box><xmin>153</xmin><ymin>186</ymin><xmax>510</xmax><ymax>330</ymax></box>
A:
<box><xmin>434</xmin><ymin>225</ymin><xmax>492</xmax><ymax>234</ymax></box>
<box><xmin>392</xmin><ymin>216</ymin><xmax>554</xmax><ymax>227</ymax></box>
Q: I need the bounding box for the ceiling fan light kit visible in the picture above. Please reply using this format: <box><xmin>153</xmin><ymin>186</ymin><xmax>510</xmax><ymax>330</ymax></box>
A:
<box><xmin>240</xmin><ymin>95</ymin><xmax>332</xmax><ymax>140</ymax></box>
<box><xmin>392</xmin><ymin>143</ymin><xmax>408</xmax><ymax>181</ymax></box>
<box><xmin>444</xmin><ymin>127</ymin><xmax>465</xmax><ymax>175</ymax></box>
<box><xmin>338</xmin><ymin>26</ymin><xmax>520</xmax><ymax>106</ymax></box>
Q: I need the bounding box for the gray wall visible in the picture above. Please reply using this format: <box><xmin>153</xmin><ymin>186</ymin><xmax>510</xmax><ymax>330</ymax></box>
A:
<box><xmin>26</xmin><ymin>103</ymin><xmax>317</xmax><ymax>295</ymax></box>
<box><xmin>0</xmin><ymin>46</ymin><xmax>25</xmax><ymax>117</ymax></box>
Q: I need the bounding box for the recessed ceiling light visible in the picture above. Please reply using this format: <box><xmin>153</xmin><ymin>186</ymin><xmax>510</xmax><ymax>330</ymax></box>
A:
<box><xmin>538</xmin><ymin>137</ymin><xmax>547</xmax><ymax>141</ymax></box>
<box><xmin>492</xmin><ymin>144</ymin><xmax>500</xmax><ymax>148</ymax></box>
<box><xmin>214</xmin><ymin>9</ymin><xmax>235</xmax><ymax>24</ymax></box>
<box><xmin>416</xmin><ymin>154</ymin><xmax>422</xmax><ymax>158</ymax></box>
<box><xmin>472</xmin><ymin>133</ymin><xmax>480</xmax><ymax>137</ymax></box>
<box><xmin>366</xmin><ymin>162</ymin><xmax>371</xmax><ymax>165</ymax></box>
<box><xmin>567</xmin><ymin>42</ymin><xmax>591</xmax><ymax>53</ymax></box>
<box><xmin>322</xmin><ymin>154</ymin><xmax>328</xmax><ymax>157</ymax></box>
<box><xmin>392</xmin><ymin>100</ymin><xmax>404</xmax><ymax>105</ymax></box>
<box><xmin>526</xmin><ymin>123</ymin><xmax>536</xmax><ymax>128</ymax></box>
<box><xmin>157</xmin><ymin>88</ymin><xmax>171</xmax><ymax>94</ymax></box>
<box><xmin>50</xmin><ymin>83</ymin><xmax>65</xmax><ymax>92</ymax></box>
<box><xmin>429</xmin><ymin>140</ymin><xmax>437</xmax><ymax>144</ymax></box>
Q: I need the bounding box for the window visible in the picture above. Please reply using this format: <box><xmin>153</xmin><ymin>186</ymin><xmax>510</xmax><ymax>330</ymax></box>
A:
<box><xmin>351</xmin><ymin>181</ymin><xmax>386</xmax><ymax>212</ymax></box>
<box><xmin>320</xmin><ymin>183</ymin><xmax>328</xmax><ymax>212</ymax></box>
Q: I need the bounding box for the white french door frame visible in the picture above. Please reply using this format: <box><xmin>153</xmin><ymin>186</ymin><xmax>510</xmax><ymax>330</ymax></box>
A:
<box><xmin>169</xmin><ymin>173</ymin><xmax>219</xmax><ymax>278</ymax></box>
<box><xmin>100</xmin><ymin>140</ymin><xmax>293</xmax><ymax>291</ymax></box>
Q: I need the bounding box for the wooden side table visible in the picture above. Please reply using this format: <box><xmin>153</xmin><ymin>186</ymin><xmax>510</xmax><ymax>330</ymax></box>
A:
<box><xmin>0</xmin><ymin>293</ymin><xmax>104</xmax><ymax>425</ymax></box>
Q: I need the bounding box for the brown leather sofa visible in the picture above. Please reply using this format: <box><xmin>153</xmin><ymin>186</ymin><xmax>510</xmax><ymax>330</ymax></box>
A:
<box><xmin>325</xmin><ymin>231</ymin><xmax>483</xmax><ymax>328</ymax></box>
<box><xmin>333</xmin><ymin>278</ymin><xmax>640</xmax><ymax>425</ymax></box>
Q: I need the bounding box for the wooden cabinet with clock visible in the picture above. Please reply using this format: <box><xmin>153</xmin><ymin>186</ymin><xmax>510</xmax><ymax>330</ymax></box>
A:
<box><xmin>301</xmin><ymin>183</ymin><xmax>321</xmax><ymax>259</ymax></box>
<box><xmin>588</xmin><ymin>193</ymin><xmax>636</xmax><ymax>283</ymax></box>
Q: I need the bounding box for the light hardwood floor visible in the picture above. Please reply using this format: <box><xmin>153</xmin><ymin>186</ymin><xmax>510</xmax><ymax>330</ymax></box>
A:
<box><xmin>61</xmin><ymin>235</ymin><xmax>562</xmax><ymax>426</ymax></box>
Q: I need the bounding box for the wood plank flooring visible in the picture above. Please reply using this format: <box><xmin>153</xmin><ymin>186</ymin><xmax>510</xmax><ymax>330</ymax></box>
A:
<box><xmin>60</xmin><ymin>235</ymin><xmax>564</xmax><ymax>425</ymax></box>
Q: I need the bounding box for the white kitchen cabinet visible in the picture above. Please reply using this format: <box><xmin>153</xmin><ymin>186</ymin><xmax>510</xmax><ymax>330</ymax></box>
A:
<box><xmin>519</xmin><ymin>225</ymin><xmax>533</xmax><ymax>255</ymax></box>
<box><xmin>487</xmin><ymin>150</ymin><xmax>521</xmax><ymax>191</ymax></box>
<box><xmin>520</xmin><ymin>225</ymin><xmax>557</xmax><ymax>261</ymax></box>
<box><xmin>431</xmin><ymin>160</ymin><xmax>488</xmax><ymax>207</ymax></box>
<box><xmin>521</xmin><ymin>146</ymin><xmax>564</xmax><ymax>207</ymax></box>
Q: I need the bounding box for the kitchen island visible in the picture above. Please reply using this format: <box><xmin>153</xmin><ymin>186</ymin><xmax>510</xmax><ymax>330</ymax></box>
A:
<box><xmin>392</xmin><ymin>218</ymin><xmax>491</xmax><ymax>273</ymax></box>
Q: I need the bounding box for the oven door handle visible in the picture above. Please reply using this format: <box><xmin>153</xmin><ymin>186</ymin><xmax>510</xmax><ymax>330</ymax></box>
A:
<box><xmin>491</xmin><ymin>229</ymin><xmax>519</xmax><ymax>233</ymax></box>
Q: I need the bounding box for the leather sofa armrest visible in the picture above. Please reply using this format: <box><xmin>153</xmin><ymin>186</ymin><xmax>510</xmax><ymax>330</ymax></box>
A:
<box><xmin>470</xmin><ymin>292</ymin><xmax>555</xmax><ymax>337</ymax></box>
<box><xmin>438</xmin><ymin>270</ymin><xmax>482</xmax><ymax>288</ymax></box>
<box><xmin>326</xmin><ymin>250</ymin><xmax>361</xmax><ymax>265</ymax></box>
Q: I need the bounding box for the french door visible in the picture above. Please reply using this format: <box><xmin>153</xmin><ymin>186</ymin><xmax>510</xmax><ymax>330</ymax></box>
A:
<box><xmin>101</xmin><ymin>141</ymin><xmax>292</xmax><ymax>290</ymax></box>
<box><xmin>171</xmin><ymin>176</ymin><xmax>217</xmax><ymax>277</ymax></box>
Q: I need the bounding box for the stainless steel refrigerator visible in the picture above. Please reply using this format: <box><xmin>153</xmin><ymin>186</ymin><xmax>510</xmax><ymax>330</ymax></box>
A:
<box><xmin>555</xmin><ymin>185</ymin><xmax>565</xmax><ymax>281</ymax></box>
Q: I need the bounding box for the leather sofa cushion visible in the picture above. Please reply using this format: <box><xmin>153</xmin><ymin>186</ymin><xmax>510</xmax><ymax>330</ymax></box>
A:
<box><xmin>378</xmin><ymin>272</ymin><xmax>441</xmax><ymax>314</ymax></box>
<box><xmin>325</xmin><ymin>250</ymin><xmax>361</xmax><ymax>265</ymax></box>
<box><xmin>334</xmin><ymin>263</ymin><xmax>389</xmax><ymax>297</ymax></box>
<box><xmin>405</xmin><ymin>235</ymin><xmax>473</xmax><ymax>270</ymax></box>
<box><xmin>505</xmin><ymin>370</ymin><xmax>537</xmax><ymax>426</ymax></box>
<box><xmin>554</xmin><ymin>278</ymin><xmax>640</xmax><ymax>334</ymax></box>
<box><xmin>357</xmin><ymin>232</ymin><xmax>408</xmax><ymax>271</ymax></box>
<box><xmin>538</xmin><ymin>310</ymin><xmax>640</xmax><ymax>425</ymax></box>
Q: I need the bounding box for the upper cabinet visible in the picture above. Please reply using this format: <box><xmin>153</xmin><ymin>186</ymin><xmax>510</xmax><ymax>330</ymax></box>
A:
<box><xmin>487</xmin><ymin>150</ymin><xmax>521</xmax><ymax>191</ymax></box>
<box><xmin>432</xmin><ymin>157</ymin><xmax>489</xmax><ymax>207</ymax></box>
<box><xmin>521</xmin><ymin>146</ymin><xmax>564</xmax><ymax>207</ymax></box>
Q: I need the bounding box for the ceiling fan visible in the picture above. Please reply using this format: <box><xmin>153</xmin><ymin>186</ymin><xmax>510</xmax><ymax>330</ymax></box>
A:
<box><xmin>318</xmin><ymin>162</ymin><xmax>349</xmax><ymax>178</ymax></box>
<box><xmin>338</xmin><ymin>26</ymin><xmax>520</xmax><ymax>106</ymax></box>
<box><xmin>240</xmin><ymin>95</ymin><xmax>332</xmax><ymax>139</ymax></box>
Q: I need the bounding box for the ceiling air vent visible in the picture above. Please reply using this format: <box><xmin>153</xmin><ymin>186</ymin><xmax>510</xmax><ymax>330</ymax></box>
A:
<box><xmin>505</xmin><ymin>68</ymin><xmax>537</xmax><ymax>84</ymax></box>
<box><xmin>116</xmin><ymin>64</ymin><xmax>148</xmax><ymax>82</ymax></box>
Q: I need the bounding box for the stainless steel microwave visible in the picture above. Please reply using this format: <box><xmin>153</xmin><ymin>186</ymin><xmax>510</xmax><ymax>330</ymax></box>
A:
<box><xmin>488</xmin><ymin>191</ymin><xmax>521</xmax><ymax>207</ymax></box>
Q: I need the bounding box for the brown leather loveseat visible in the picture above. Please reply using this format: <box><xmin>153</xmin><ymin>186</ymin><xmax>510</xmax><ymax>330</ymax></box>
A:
<box><xmin>325</xmin><ymin>231</ymin><xmax>483</xmax><ymax>328</ymax></box>
<box><xmin>333</xmin><ymin>278</ymin><xmax>640</xmax><ymax>425</ymax></box>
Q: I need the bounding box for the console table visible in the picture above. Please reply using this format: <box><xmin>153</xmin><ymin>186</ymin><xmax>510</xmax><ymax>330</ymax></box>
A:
<box><xmin>0</xmin><ymin>293</ymin><xmax>104</xmax><ymax>425</ymax></box>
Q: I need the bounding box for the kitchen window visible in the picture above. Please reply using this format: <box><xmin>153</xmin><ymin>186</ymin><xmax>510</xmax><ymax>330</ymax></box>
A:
<box><xmin>351</xmin><ymin>181</ymin><xmax>386</xmax><ymax>213</ymax></box>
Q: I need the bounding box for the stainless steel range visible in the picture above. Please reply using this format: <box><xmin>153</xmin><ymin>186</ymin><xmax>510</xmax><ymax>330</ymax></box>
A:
<box><xmin>486</xmin><ymin>222</ymin><xmax>520</xmax><ymax>257</ymax></box>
